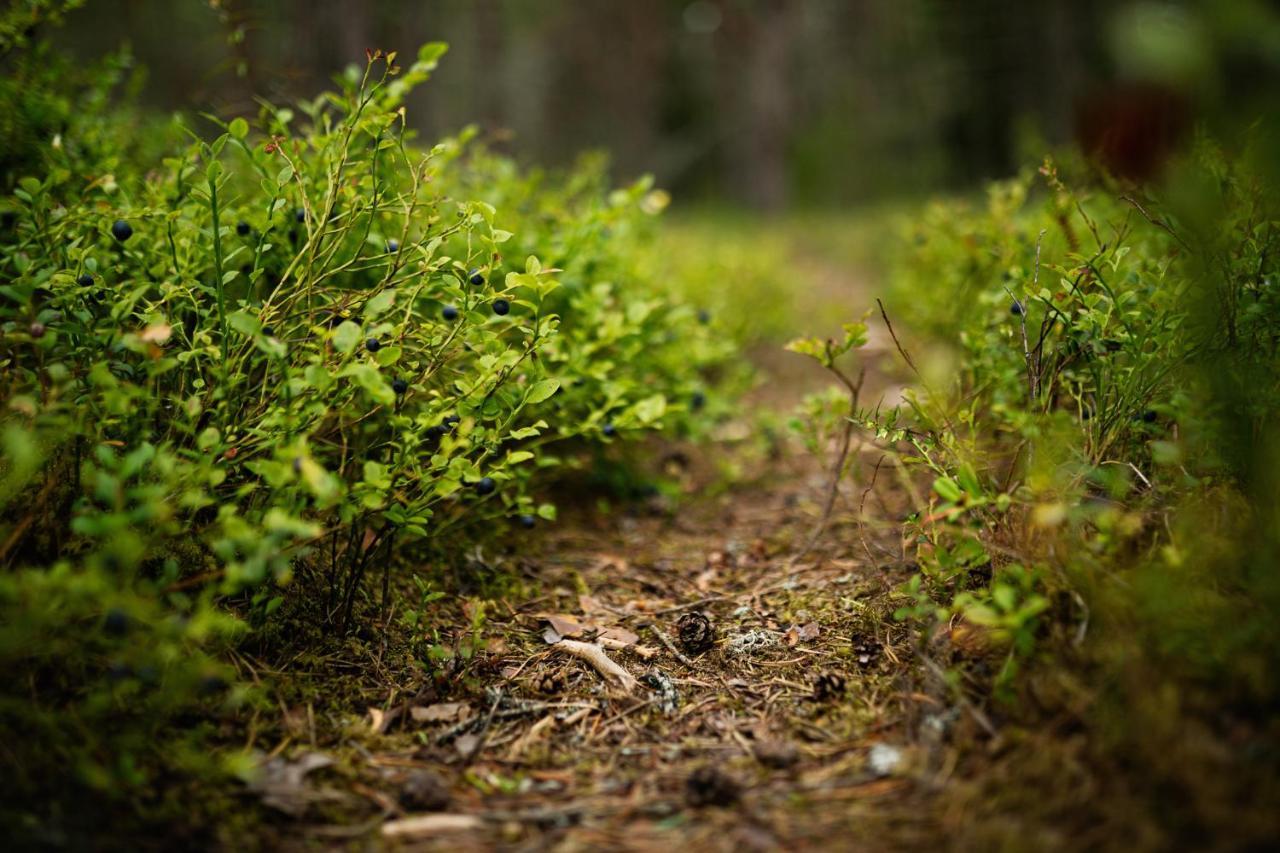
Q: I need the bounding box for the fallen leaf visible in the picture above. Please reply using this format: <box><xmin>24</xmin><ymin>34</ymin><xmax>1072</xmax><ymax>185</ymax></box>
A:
<box><xmin>597</xmin><ymin>626</ymin><xmax>639</xmax><ymax>648</ymax></box>
<box><xmin>539</xmin><ymin>613</ymin><xmax>586</xmax><ymax>642</ymax></box>
<box><xmin>246</xmin><ymin>751</ymin><xmax>334</xmax><ymax>816</ymax></box>
<box><xmin>453</xmin><ymin>733</ymin><xmax>481</xmax><ymax>758</ymax></box>
<box><xmin>410</xmin><ymin>702</ymin><xmax>471</xmax><ymax>724</ymax></box>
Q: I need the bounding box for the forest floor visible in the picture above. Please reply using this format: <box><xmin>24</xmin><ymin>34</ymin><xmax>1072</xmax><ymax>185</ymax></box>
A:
<box><xmin>227</xmin><ymin>249</ymin><xmax>994</xmax><ymax>852</ymax></box>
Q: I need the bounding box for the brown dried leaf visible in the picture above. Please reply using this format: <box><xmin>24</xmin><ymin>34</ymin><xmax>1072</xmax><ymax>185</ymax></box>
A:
<box><xmin>410</xmin><ymin>702</ymin><xmax>472</xmax><ymax>724</ymax></box>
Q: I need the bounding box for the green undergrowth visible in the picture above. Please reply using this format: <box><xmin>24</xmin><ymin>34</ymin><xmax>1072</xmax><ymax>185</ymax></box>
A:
<box><xmin>0</xmin><ymin>24</ymin><xmax>757</xmax><ymax>839</ymax></box>
<box><xmin>789</xmin><ymin>139</ymin><xmax>1280</xmax><ymax>844</ymax></box>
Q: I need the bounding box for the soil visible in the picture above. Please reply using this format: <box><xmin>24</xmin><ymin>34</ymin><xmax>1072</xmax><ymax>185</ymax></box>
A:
<box><xmin>223</xmin><ymin>252</ymin><xmax>992</xmax><ymax>852</ymax></box>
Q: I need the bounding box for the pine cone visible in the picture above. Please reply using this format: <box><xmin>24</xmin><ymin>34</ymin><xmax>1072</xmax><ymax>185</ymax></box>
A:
<box><xmin>812</xmin><ymin>671</ymin><xmax>847</xmax><ymax>702</ymax></box>
<box><xmin>851</xmin><ymin>633</ymin><xmax>883</xmax><ymax>669</ymax></box>
<box><xmin>399</xmin><ymin>769</ymin><xmax>451</xmax><ymax>812</ymax></box>
<box><xmin>686</xmin><ymin>765</ymin><xmax>741</xmax><ymax>807</ymax></box>
<box><xmin>533</xmin><ymin>670</ymin><xmax>565</xmax><ymax>695</ymax></box>
<box><xmin>676</xmin><ymin>611</ymin><xmax>715</xmax><ymax>655</ymax></box>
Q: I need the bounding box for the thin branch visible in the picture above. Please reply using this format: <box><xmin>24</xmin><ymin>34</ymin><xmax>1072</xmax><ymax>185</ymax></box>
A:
<box><xmin>876</xmin><ymin>298</ymin><xmax>920</xmax><ymax>376</ymax></box>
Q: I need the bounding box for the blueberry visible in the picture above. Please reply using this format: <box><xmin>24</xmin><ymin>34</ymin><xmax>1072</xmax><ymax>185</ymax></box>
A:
<box><xmin>111</xmin><ymin>219</ymin><xmax>133</xmax><ymax>242</ymax></box>
<box><xmin>426</xmin><ymin>425</ymin><xmax>447</xmax><ymax>442</ymax></box>
<box><xmin>518</xmin><ymin>514</ymin><xmax>536</xmax><ymax>529</ymax></box>
<box><xmin>295</xmin><ymin>207</ymin><xmax>306</xmax><ymax>223</ymax></box>
<box><xmin>386</xmin><ymin>239</ymin><xmax>399</xmax><ymax>253</ymax></box>
<box><xmin>199</xmin><ymin>674</ymin><xmax>228</xmax><ymax>696</ymax></box>
<box><xmin>602</xmin><ymin>423</ymin><xmax>617</xmax><ymax>437</ymax></box>
<box><xmin>262</xmin><ymin>326</ymin><xmax>274</xmax><ymax>338</ymax></box>
<box><xmin>236</xmin><ymin>221</ymin><xmax>250</xmax><ymax>236</ymax></box>
<box><xmin>697</xmin><ymin>309</ymin><xmax>710</xmax><ymax>325</ymax></box>
<box><xmin>29</xmin><ymin>322</ymin><xmax>46</xmax><ymax>339</ymax></box>
<box><xmin>492</xmin><ymin>299</ymin><xmax>510</xmax><ymax>316</ymax></box>
<box><xmin>475</xmin><ymin>477</ymin><xmax>496</xmax><ymax>496</ymax></box>
<box><xmin>392</xmin><ymin>378</ymin><xmax>409</xmax><ymax>395</ymax></box>
<box><xmin>691</xmin><ymin>391</ymin><xmax>706</xmax><ymax>411</ymax></box>
<box><xmin>443</xmin><ymin>414</ymin><xmax>461</xmax><ymax>431</ymax></box>
<box><xmin>289</xmin><ymin>228</ymin><xmax>299</xmax><ymax>244</ymax></box>
<box><xmin>442</xmin><ymin>304</ymin><xmax>459</xmax><ymax>321</ymax></box>
<box><xmin>1142</xmin><ymin>409</ymin><xmax>1158</xmax><ymax>423</ymax></box>
<box><xmin>77</xmin><ymin>273</ymin><xmax>94</xmax><ymax>288</ymax></box>
<box><xmin>365</xmin><ymin>337</ymin><xmax>382</xmax><ymax>352</ymax></box>
<box><xmin>468</xmin><ymin>268</ymin><xmax>485</xmax><ymax>286</ymax></box>
<box><xmin>103</xmin><ymin>609</ymin><xmax>130</xmax><ymax>636</ymax></box>
<box><xmin>1010</xmin><ymin>300</ymin><xmax>1024</xmax><ymax>316</ymax></box>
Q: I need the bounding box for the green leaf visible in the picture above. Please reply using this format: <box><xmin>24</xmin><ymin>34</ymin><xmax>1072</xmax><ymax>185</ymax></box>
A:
<box><xmin>933</xmin><ymin>477</ymin><xmax>963</xmax><ymax>503</ymax></box>
<box><xmin>229</xmin><ymin>117</ymin><xmax>249</xmax><ymax>139</ymax></box>
<box><xmin>524</xmin><ymin>379</ymin><xmax>560</xmax><ymax>405</ymax></box>
<box><xmin>332</xmin><ymin>321</ymin><xmax>361</xmax><ymax>353</ymax></box>
<box><xmin>364</xmin><ymin>289</ymin><xmax>397</xmax><ymax>319</ymax></box>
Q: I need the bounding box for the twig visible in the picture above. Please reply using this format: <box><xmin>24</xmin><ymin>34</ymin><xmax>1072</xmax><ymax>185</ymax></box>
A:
<box><xmin>553</xmin><ymin>639</ymin><xmax>637</xmax><ymax>693</ymax></box>
<box><xmin>876</xmin><ymin>298</ymin><xmax>919</xmax><ymax>376</ymax></box>
<box><xmin>648</xmin><ymin>624</ymin><xmax>695</xmax><ymax>668</ymax></box>
<box><xmin>789</xmin><ymin>360</ymin><xmax>865</xmax><ymax>568</ymax></box>
<box><xmin>460</xmin><ymin>688</ymin><xmax>503</xmax><ymax>767</ymax></box>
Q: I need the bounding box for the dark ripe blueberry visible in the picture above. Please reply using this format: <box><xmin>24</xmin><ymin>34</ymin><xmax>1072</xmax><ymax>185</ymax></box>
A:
<box><xmin>468</xmin><ymin>268</ymin><xmax>485</xmax><ymax>286</ymax></box>
<box><xmin>387</xmin><ymin>239</ymin><xmax>399</xmax><ymax>253</ymax></box>
<box><xmin>103</xmin><ymin>608</ymin><xmax>130</xmax><ymax>636</ymax></box>
<box><xmin>199</xmin><ymin>674</ymin><xmax>228</xmax><ymax>696</ymax></box>
<box><xmin>289</xmin><ymin>228</ymin><xmax>299</xmax><ymax>244</ymax></box>
<box><xmin>236</xmin><ymin>221</ymin><xmax>250</xmax><ymax>236</ymax></box>
<box><xmin>262</xmin><ymin>326</ymin><xmax>274</xmax><ymax>338</ymax></box>
<box><xmin>442</xmin><ymin>304</ymin><xmax>459</xmax><ymax>321</ymax></box>
<box><xmin>29</xmin><ymin>322</ymin><xmax>46</xmax><ymax>339</ymax></box>
<box><xmin>1010</xmin><ymin>300</ymin><xmax>1024</xmax><ymax>316</ymax></box>
<box><xmin>475</xmin><ymin>477</ymin><xmax>496</xmax><ymax>496</ymax></box>
<box><xmin>111</xmin><ymin>219</ymin><xmax>133</xmax><ymax>242</ymax></box>
<box><xmin>1142</xmin><ymin>409</ymin><xmax>1158</xmax><ymax>423</ymax></box>
<box><xmin>518</xmin><ymin>514</ymin><xmax>536</xmax><ymax>529</ymax></box>
<box><xmin>697</xmin><ymin>309</ymin><xmax>710</xmax><ymax>325</ymax></box>
<box><xmin>602</xmin><ymin>422</ymin><xmax>617</xmax><ymax>437</ymax></box>
<box><xmin>106</xmin><ymin>661</ymin><xmax>133</xmax><ymax>683</ymax></box>
<box><xmin>492</xmin><ymin>299</ymin><xmax>510</xmax><ymax>316</ymax></box>
<box><xmin>295</xmin><ymin>207</ymin><xmax>306</xmax><ymax>223</ymax></box>
<box><xmin>1080</xmin><ymin>408</ymin><xmax>1093</xmax><ymax>421</ymax></box>
<box><xmin>77</xmin><ymin>273</ymin><xmax>94</xmax><ymax>288</ymax></box>
<box><xmin>443</xmin><ymin>414</ymin><xmax>461</xmax><ymax>431</ymax></box>
<box><xmin>365</xmin><ymin>337</ymin><xmax>382</xmax><ymax>352</ymax></box>
<box><xmin>426</xmin><ymin>425</ymin><xmax>447</xmax><ymax>442</ymax></box>
<box><xmin>691</xmin><ymin>391</ymin><xmax>706</xmax><ymax>412</ymax></box>
<box><xmin>392</xmin><ymin>378</ymin><xmax>409</xmax><ymax>395</ymax></box>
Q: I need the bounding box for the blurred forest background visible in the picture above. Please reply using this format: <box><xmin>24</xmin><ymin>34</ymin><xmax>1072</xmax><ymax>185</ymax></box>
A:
<box><xmin>51</xmin><ymin>0</ymin><xmax>1280</xmax><ymax>210</ymax></box>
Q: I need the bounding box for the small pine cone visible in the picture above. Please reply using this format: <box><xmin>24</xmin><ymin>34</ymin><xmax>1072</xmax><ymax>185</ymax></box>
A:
<box><xmin>533</xmin><ymin>670</ymin><xmax>565</xmax><ymax>695</ymax></box>
<box><xmin>399</xmin><ymin>769</ymin><xmax>451</xmax><ymax>812</ymax></box>
<box><xmin>686</xmin><ymin>765</ymin><xmax>741</xmax><ymax>807</ymax></box>
<box><xmin>851</xmin><ymin>633</ymin><xmax>883</xmax><ymax>669</ymax></box>
<box><xmin>812</xmin><ymin>671</ymin><xmax>847</xmax><ymax>702</ymax></box>
<box><xmin>676</xmin><ymin>611</ymin><xmax>715</xmax><ymax>655</ymax></box>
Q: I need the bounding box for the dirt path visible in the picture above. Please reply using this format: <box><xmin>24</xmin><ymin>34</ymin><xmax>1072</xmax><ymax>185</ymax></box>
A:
<box><xmin>250</xmin><ymin>248</ymin><xmax>964</xmax><ymax>851</ymax></box>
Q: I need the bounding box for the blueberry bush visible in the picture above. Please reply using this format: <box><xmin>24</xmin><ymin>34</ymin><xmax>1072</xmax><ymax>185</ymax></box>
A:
<box><xmin>0</xmin><ymin>38</ymin><xmax>739</xmax><ymax>826</ymax></box>
<box><xmin>788</xmin><ymin>138</ymin><xmax>1280</xmax><ymax>833</ymax></box>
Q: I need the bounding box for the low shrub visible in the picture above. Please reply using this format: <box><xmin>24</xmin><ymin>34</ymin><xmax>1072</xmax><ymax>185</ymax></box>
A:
<box><xmin>0</xmin><ymin>37</ymin><xmax>739</xmax><ymax>831</ymax></box>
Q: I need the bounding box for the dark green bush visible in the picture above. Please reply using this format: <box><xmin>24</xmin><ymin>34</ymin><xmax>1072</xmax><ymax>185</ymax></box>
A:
<box><xmin>0</xmin><ymin>38</ymin><xmax>740</xmax><ymax>829</ymax></box>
